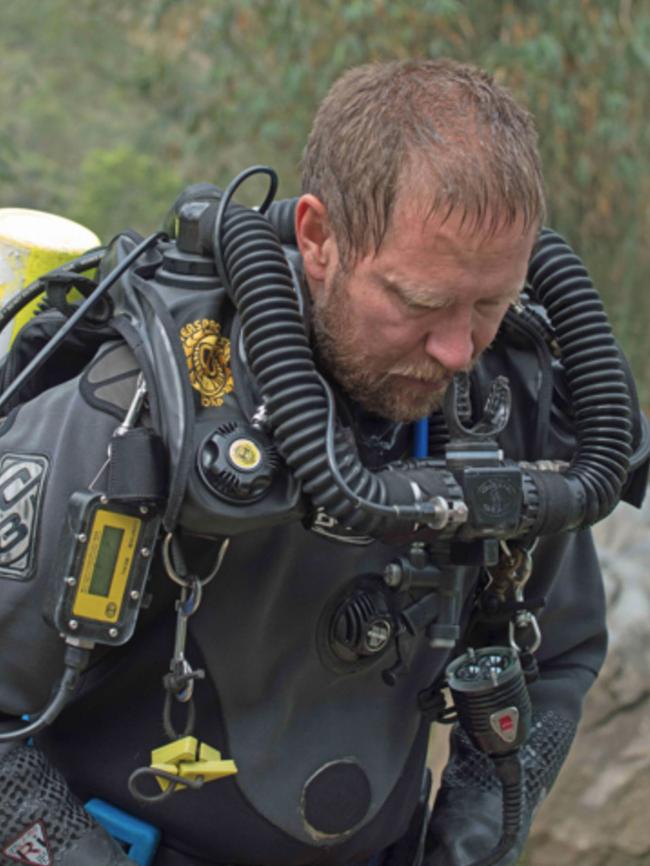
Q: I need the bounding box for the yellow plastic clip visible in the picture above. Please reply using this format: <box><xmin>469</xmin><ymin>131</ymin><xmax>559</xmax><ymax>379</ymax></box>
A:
<box><xmin>150</xmin><ymin>736</ymin><xmax>238</xmax><ymax>793</ymax></box>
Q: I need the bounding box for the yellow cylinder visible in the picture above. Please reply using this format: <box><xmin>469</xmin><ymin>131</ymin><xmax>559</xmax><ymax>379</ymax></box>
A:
<box><xmin>0</xmin><ymin>208</ymin><xmax>101</xmax><ymax>356</ymax></box>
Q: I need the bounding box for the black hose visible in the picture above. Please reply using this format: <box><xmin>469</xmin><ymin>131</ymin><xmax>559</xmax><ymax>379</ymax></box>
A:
<box><xmin>467</xmin><ymin>754</ymin><xmax>523</xmax><ymax>866</ymax></box>
<box><xmin>217</xmin><ymin>183</ymin><xmax>633</xmax><ymax>537</ymax></box>
<box><xmin>217</xmin><ymin>202</ymin><xmax>394</xmax><ymax>533</ymax></box>
<box><xmin>527</xmin><ymin>228</ymin><xmax>633</xmax><ymax>525</ymax></box>
<box><xmin>0</xmin><ymin>644</ymin><xmax>90</xmax><ymax>743</ymax></box>
<box><xmin>266</xmin><ymin>197</ymin><xmax>299</xmax><ymax>245</ymax></box>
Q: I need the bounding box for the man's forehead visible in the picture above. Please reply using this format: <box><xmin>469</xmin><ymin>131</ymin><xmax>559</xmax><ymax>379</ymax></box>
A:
<box><xmin>404</xmin><ymin>186</ymin><xmax>533</xmax><ymax>231</ymax></box>
<box><xmin>374</xmin><ymin>200</ymin><xmax>537</xmax><ymax>264</ymax></box>
<box><xmin>389</xmin><ymin>151</ymin><xmax>541</xmax><ymax>242</ymax></box>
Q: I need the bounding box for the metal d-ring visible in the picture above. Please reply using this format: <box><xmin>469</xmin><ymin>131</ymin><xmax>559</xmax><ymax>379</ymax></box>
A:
<box><xmin>509</xmin><ymin>613</ymin><xmax>542</xmax><ymax>654</ymax></box>
<box><xmin>162</xmin><ymin>532</ymin><xmax>230</xmax><ymax>588</ymax></box>
<box><xmin>127</xmin><ymin>763</ymin><xmax>204</xmax><ymax>804</ymax></box>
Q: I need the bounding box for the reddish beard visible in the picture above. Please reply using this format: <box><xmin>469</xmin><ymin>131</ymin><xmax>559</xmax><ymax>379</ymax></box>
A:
<box><xmin>311</xmin><ymin>269</ymin><xmax>454</xmax><ymax>422</ymax></box>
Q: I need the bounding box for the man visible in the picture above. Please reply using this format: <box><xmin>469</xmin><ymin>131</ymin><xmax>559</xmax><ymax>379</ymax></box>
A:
<box><xmin>0</xmin><ymin>58</ymin><xmax>646</xmax><ymax>866</ymax></box>
<box><xmin>298</xmin><ymin>60</ymin><xmax>541</xmax><ymax>426</ymax></box>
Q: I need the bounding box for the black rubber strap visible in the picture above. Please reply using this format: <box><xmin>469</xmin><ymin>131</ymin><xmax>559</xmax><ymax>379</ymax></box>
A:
<box><xmin>106</xmin><ymin>429</ymin><xmax>167</xmax><ymax>500</ymax></box>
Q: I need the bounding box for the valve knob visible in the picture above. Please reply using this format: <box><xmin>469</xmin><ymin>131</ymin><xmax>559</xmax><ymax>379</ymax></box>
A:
<box><xmin>198</xmin><ymin>422</ymin><xmax>278</xmax><ymax>503</ymax></box>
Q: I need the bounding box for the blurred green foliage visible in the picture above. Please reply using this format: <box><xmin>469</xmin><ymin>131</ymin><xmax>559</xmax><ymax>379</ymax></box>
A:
<box><xmin>1</xmin><ymin>0</ymin><xmax>648</xmax><ymax>399</ymax></box>
<box><xmin>73</xmin><ymin>147</ymin><xmax>184</xmax><ymax>233</ymax></box>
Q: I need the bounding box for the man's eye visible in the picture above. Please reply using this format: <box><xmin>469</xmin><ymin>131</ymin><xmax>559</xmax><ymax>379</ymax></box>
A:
<box><xmin>403</xmin><ymin>298</ymin><xmax>430</xmax><ymax>312</ymax></box>
<box><xmin>399</xmin><ymin>293</ymin><xmax>440</xmax><ymax>313</ymax></box>
<box><xmin>388</xmin><ymin>292</ymin><xmax>422</xmax><ymax>312</ymax></box>
<box><xmin>476</xmin><ymin>298</ymin><xmax>506</xmax><ymax>313</ymax></box>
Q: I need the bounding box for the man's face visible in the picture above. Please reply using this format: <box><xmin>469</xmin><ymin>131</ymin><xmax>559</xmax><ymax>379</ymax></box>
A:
<box><xmin>308</xmin><ymin>199</ymin><xmax>536</xmax><ymax>422</ymax></box>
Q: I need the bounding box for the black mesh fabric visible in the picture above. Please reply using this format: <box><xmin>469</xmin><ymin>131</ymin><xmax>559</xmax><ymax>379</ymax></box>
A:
<box><xmin>423</xmin><ymin>711</ymin><xmax>577</xmax><ymax>865</ymax></box>
<box><xmin>440</xmin><ymin>709</ymin><xmax>576</xmax><ymax>809</ymax></box>
<box><xmin>0</xmin><ymin>744</ymin><xmax>127</xmax><ymax>865</ymax></box>
<box><xmin>440</xmin><ymin>727</ymin><xmax>501</xmax><ymax>795</ymax></box>
<box><xmin>521</xmin><ymin>711</ymin><xmax>576</xmax><ymax>811</ymax></box>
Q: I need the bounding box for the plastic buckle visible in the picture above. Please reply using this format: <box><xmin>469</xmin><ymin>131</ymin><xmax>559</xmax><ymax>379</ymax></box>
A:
<box><xmin>84</xmin><ymin>799</ymin><xmax>161</xmax><ymax>866</ymax></box>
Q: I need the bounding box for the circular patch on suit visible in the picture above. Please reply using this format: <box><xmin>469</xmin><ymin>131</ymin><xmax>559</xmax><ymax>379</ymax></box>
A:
<box><xmin>301</xmin><ymin>759</ymin><xmax>371</xmax><ymax>837</ymax></box>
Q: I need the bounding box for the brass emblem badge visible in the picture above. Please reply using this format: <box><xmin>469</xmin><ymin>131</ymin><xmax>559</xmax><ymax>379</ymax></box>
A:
<box><xmin>180</xmin><ymin>319</ymin><xmax>234</xmax><ymax>407</ymax></box>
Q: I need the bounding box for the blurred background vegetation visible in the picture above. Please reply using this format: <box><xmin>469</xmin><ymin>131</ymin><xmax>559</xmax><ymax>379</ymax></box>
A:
<box><xmin>1</xmin><ymin>0</ymin><xmax>648</xmax><ymax>400</ymax></box>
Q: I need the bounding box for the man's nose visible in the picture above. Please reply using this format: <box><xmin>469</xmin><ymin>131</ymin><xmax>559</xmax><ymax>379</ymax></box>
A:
<box><xmin>423</xmin><ymin>314</ymin><xmax>475</xmax><ymax>372</ymax></box>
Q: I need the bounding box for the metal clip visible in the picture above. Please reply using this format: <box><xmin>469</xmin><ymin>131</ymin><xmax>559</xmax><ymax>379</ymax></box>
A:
<box><xmin>88</xmin><ymin>372</ymin><xmax>148</xmax><ymax>491</ymax></box>
<box><xmin>502</xmin><ymin>540</ymin><xmax>542</xmax><ymax>654</ymax></box>
<box><xmin>160</xmin><ymin>533</ymin><xmax>229</xmax><ymax>736</ymax></box>
<box><xmin>115</xmin><ymin>373</ymin><xmax>147</xmax><ymax>438</ymax></box>
<box><xmin>165</xmin><ymin>576</ymin><xmax>205</xmax><ymax>704</ymax></box>
<box><xmin>509</xmin><ymin>610</ymin><xmax>542</xmax><ymax>654</ymax></box>
<box><xmin>499</xmin><ymin>540</ymin><xmax>533</xmax><ymax>586</ymax></box>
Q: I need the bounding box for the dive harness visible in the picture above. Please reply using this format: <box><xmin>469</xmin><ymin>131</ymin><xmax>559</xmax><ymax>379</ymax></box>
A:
<box><xmin>0</xmin><ymin>167</ymin><xmax>641</xmax><ymax>866</ymax></box>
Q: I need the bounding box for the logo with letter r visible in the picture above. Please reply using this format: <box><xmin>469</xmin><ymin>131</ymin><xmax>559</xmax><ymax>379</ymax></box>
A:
<box><xmin>3</xmin><ymin>819</ymin><xmax>52</xmax><ymax>865</ymax></box>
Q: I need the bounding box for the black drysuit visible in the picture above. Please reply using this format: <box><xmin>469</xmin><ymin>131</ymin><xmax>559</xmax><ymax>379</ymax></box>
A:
<box><xmin>0</xmin><ymin>237</ymin><xmax>647</xmax><ymax>866</ymax></box>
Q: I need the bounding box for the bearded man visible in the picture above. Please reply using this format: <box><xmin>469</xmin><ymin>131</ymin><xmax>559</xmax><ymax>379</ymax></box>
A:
<box><xmin>0</xmin><ymin>58</ymin><xmax>647</xmax><ymax>866</ymax></box>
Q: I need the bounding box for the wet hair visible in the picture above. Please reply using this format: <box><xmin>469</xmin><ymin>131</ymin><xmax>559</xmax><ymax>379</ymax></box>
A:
<box><xmin>301</xmin><ymin>58</ymin><xmax>546</xmax><ymax>268</ymax></box>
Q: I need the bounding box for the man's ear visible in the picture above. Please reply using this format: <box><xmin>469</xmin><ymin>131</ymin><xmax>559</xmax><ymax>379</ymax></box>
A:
<box><xmin>295</xmin><ymin>194</ymin><xmax>337</xmax><ymax>283</ymax></box>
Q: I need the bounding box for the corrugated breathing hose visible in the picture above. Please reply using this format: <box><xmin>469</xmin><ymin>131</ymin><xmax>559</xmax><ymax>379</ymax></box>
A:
<box><xmin>210</xmin><ymin>179</ymin><xmax>633</xmax><ymax>538</ymax></box>
<box><xmin>526</xmin><ymin>228</ymin><xmax>633</xmax><ymax>525</ymax></box>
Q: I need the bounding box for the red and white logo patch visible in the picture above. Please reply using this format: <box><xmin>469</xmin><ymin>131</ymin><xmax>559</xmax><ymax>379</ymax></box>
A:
<box><xmin>3</xmin><ymin>820</ymin><xmax>52</xmax><ymax>865</ymax></box>
<box><xmin>489</xmin><ymin>706</ymin><xmax>520</xmax><ymax>744</ymax></box>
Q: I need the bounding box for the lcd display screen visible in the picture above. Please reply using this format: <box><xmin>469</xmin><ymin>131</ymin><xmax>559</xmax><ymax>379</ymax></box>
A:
<box><xmin>89</xmin><ymin>525</ymin><xmax>124</xmax><ymax>597</ymax></box>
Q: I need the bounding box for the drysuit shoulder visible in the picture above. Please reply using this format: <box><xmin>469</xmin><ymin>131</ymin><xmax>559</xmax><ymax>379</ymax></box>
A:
<box><xmin>0</xmin><ymin>308</ymin><xmax>117</xmax><ymax>413</ymax></box>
